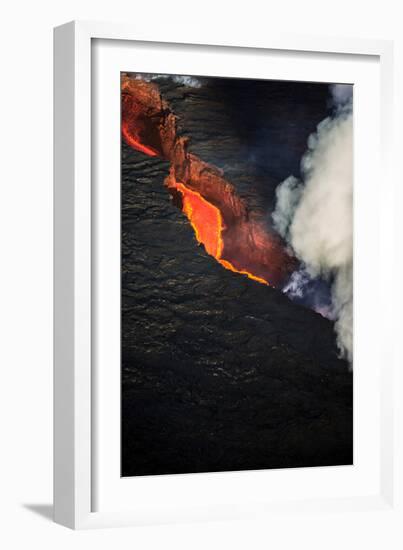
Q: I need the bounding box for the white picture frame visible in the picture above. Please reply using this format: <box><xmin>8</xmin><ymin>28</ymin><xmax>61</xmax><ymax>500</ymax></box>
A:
<box><xmin>54</xmin><ymin>20</ymin><xmax>398</xmax><ymax>530</ymax></box>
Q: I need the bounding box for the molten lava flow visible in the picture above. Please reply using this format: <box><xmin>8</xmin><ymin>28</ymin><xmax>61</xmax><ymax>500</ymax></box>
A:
<box><xmin>122</xmin><ymin>122</ymin><xmax>160</xmax><ymax>157</ymax></box>
<box><xmin>121</xmin><ymin>75</ymin><xmax>296</xmax><ymax>287</ymax></box>
<box><xmin>173</xmin><ymin>181</ymin><xmax>270</xmax><ymax>285</ymax></box>
<box><xmin>174</xmin><ymin>182</ymin><xmax>223</xmax><ymax>258</ymax></box>
<box><xmin>218</xmin><ymin>259</ymin><xmax>269</xmax><ymax>286</ymax></box>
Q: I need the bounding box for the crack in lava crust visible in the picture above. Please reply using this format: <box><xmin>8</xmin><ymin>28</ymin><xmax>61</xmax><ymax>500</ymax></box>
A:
<box><xmin>121</xmin><ymin>75</ymin><xmax>296</xmax><ymax>288</ymax></box>
<box><xmin>121</xmin><ymin>122</ymin><xmax>159</xmax><ymax>157</ymax></box>
<box><xmin>172</xmin><ymin>181</ymin><xmax>269</xmax><ymax>285</ymax></box>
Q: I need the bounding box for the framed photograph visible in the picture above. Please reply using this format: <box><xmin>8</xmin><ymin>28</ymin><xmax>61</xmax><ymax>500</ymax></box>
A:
<box><xmin>54</xmin><ymin>21</ymin><xmax>397</xmax><ymax>529</ymax></box>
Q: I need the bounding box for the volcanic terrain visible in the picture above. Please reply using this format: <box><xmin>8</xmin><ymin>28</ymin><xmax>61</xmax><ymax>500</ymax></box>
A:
<box><xmin>121</xmin><ymin>74</ymin><xmax>353</xmax><ymax>476</ymax></box>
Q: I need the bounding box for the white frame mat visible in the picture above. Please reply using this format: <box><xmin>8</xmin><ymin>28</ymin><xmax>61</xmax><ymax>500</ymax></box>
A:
<box><xmin>54</xmin><ymin>20</ymin><xmax>397</xmax><ymax>530</ymax></box>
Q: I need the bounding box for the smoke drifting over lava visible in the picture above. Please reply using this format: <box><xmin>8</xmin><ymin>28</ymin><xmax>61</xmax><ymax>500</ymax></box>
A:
<box><xmin>120</xmin><ymin>74</ymin><xmax>353</xmax><ymax>478</ymax></box>
<box><xmin>122</xmin><ymin>74</ymin><xmax>353</xmax><ymax>363</ymax></box>
<box><xmin>273</xmin><ymin>84</ymin><xmax>353</xmax><ymax>363</ymax></box>
<box><xmin>128</xmin><ymin>72</ymin><xmax>203</xmax><ymax>88</ymax></box>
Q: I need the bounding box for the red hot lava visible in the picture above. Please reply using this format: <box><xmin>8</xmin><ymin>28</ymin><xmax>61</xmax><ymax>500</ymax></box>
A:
<box><xmin>121</xmin><ymin>75</ymin><xmax>295</xmax><ymax>287</ymax></box>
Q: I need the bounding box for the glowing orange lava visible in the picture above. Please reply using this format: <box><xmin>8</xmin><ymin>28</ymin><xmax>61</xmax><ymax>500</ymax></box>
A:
<box><xmin>122</xmin><ymin>123</ymin><xmax>159</xmax><ymax>157</ymax></box>
<box><xmin>173</xmin><ymin>181</ymin><xmax>269</xmax><ymax>286</ymax></box>
<box><xmin>120</xmin><ymin>76</ymin><xmax>288</xmax><ymax>287</ymax></box>
<box><xmin>174</xmin><ymin>182</ymin><xmax>223</xmax><ymax>258</ymax></box>
<box><xmin>219</xmin><ymin>259</ymin><xmax>269</xmax><ymax>286</ymax></box>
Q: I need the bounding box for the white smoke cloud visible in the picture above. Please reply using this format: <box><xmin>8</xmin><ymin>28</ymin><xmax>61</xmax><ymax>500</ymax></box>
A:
<box><xmin>172</xmin><ymin>75</ymin><xmax>202</xmax><ymax>88</ymax></box>
<box><xmin>273</xmin><ymin>86</ymin><xmax>353</xmax><ymax>364</ymax></box>
<box><xmin>282</xmin><ymin>265</ymin><xmax>335</xmax><ymax>320</ymax></box>
<box><xmin>131</xmin><ymin>73</ymin><xmax>202</xmax><ymax>88</ymax></box>
<box><xmin>282</xmin><ymin>268</ymin><xmax>309</xmax><ymax>299</ymax></box>
<box><xmin>332</xmin><ymin>264</ymin><xmax>353</xmax><ymax>363</ymax></box>
<box><xmin>272</xmin><ymin>175</ymin><xmax>303</xmax><ymax>240</ymax></box>
<box><xmin>330</xmin><ymin>84</ymin><xmax>353</xmax><ymax>107</ymax></box>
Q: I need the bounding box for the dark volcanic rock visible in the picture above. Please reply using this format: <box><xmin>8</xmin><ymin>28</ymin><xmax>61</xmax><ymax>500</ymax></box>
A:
<box><xmin>122</xmin><ymin>146</ymin><xmax>352</xmax><ymax>476</ymax></box>
<box><xmin>159</xmin><ymin>77</ymin><xmax>331</xmax><ymax>216</ymax></box>
<box><xmin>121</xmin><ymin>130</ymin><xmax>352</xmax><ymax>476</ymax></box>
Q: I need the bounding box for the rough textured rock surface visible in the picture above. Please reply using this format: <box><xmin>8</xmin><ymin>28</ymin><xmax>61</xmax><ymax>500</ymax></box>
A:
<box><xmin>121</xmin><ymin>76</ymin><xmax>352</xmax><ymax>477</ymax></box>
<box><xmin>122</xmin><ymin>75</ymin><xmax>295</xmax><ymax>286</ymax></box>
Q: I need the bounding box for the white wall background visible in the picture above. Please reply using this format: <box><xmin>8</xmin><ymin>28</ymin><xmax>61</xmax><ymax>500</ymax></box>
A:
<box><xmin>0</xmin><ymin>1</ymin><xmax>401</xmax><ymax>547</ymax></box>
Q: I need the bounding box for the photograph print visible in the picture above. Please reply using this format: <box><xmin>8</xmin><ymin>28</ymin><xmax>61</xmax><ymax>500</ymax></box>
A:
<box><xmin>120</xmin><ymin>72</ymin><xmax>353</xmax><ymax>477</ymax></box>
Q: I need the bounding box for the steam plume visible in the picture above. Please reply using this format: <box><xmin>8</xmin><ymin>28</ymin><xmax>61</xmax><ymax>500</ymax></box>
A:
<box><xmin>272</xmin><ymin>176</ymin><xmax>303</xmax><ymax>240</ymax></box>
<box><xmin>273</xmin><ymin>84</ymin><xmax>353</xmax><ymax>363</ymax></box>
<box><xmin>130</xmin><ymin>73</ymin><xmax>202</xmax><ymax>88</ymax></box>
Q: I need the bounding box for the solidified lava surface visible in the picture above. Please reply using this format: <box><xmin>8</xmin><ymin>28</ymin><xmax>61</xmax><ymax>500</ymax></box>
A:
<box><xmin>121</xmin><ymin>76</ymin><xmax>353</xmax><ymax>477</ymax></box>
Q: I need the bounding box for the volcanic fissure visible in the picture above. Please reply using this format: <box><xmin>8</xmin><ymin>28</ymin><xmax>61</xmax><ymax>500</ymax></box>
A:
<box><xmin>121</xmin><ymin>76</ymin><xmax>295</xmax><ymax>287</ymax></box>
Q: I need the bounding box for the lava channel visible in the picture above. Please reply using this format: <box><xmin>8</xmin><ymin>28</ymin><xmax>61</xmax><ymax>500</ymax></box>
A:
<box><xmin>172</xmin><ymin>181</ymin><xmax>269</xmax><ymax>285</ymax></box>
<box><xmin>121</xmin><ymin>75</ymin><xmax>296</xmax><ymax>288</ymax></box>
